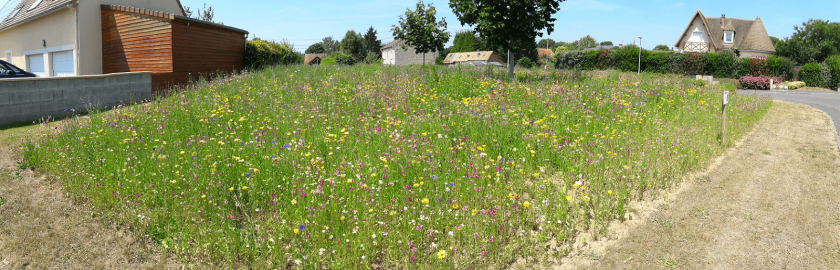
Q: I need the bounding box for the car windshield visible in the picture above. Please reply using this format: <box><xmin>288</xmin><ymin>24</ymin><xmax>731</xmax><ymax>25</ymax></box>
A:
<box><xmin>0</xmin><ymin>61</ymin><xmax>22</xmax><ymax>73</ymax></box>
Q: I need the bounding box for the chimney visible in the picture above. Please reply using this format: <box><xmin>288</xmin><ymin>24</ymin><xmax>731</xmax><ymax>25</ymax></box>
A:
<box><xmin>721</xmin><ymin>14</ymin><xmax>725</xmax><ymax>28</ymax></box>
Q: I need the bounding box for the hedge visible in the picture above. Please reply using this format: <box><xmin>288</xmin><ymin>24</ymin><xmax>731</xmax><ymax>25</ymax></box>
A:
<box><xmin>799</xmin><ymin>63</ymin><xmax>823</xmax><ymax>87</ymax></box>
<box><xmin>244</xmin><ymin>39</ymin><xmax>297</xmax><ymax>70</ymax></box>
<box><xmin>818</xmin><ymin>62</ymin><xmax>833</xmax><ymax>88</ymax></box>
<box><xmin>825</xmin><ymin>55</ymin><xmax>840</xmax><ymax>90</ymax></box>
<box><xmin>553</xmin><ymin>49</ymin><xmax>795</xmax><ymax>82</ymax></box>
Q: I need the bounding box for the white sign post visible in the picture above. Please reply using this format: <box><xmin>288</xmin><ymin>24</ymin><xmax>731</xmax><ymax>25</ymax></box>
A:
<box><xmin>722</xmin><ymin>91</ymin><xmax>728</xmax><ymax>144</ymax></box>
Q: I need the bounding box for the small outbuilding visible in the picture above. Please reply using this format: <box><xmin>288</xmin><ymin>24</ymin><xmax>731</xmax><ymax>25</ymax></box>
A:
<box><xmin>442</xmin><ymin>51</ymin><xmax>502</xmax><ymax>66</ymax></box>
<box><xmin>304</xmin><ymin>54</ymin><xmax>325</xmax><ymax>66</ymax></box>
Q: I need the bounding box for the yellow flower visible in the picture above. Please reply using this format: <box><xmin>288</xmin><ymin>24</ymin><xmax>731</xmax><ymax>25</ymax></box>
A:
<box><xmin>523</xmin><ymin>202</ymin><xmax>530</xmax><ymax>208</ymax></box>
<box><xmin>208</xmin><ymin>200</ymin><xmax>213</xmax><ymax>204</ymax></box>
<box><xmin>368</xmin><ymin>209</ymin><xmax>373</xmax><ymax>213</ymax></box>
<box><xmin>452</xmin><ymin>203</ymin><xmax>458</xmax><ymax>209</ymax></box>
<box><xmin>437</xmin><ymin>250</ymin><xmax>447</xmax><ymax>259</ymax></box>
<box><xmin>229</xmin><ymin>187</ymin><xmax>234</xmax><ymax>192</ymax></box>
<box><xmin>340</xmin><ymin>216</ymin><xmax>345</xmax><ymax>221</ymax></box>
<box><xmin>291</xmin><ymin>199</ymin><xmax>297</xmax><ymax>205</ymax></box>
<box><xmin>533</xmin><ymin>173</ymin><xmax>539</xmax><ymax>178</ymax></box>
<box><xmin>565</xmin><ymin>195</ymin><xmax>571</xmax><ymax>201</ymax></box>
<box><xmin>421</xmin><ymin>198</ymin><xmax>429</xmax><ymax>204</ymax></box>
<box><xmin>607</xmin><ymin>190</ymin><xmax>613</xmax><ymax>195</ymax></box>
<box><xmin>242</xmin><ymin>186</ymin><xmax>248</xmax><ymax>191</ymax></box>
<box><xmin>293</xmin><ymin>229</ymin><xmax>300</xmax><ymax>235</ymax></box>
<box><xmin>471</xmin><ymin>209</ymin><xmax>477</xmax><ymax>216</ymax></box>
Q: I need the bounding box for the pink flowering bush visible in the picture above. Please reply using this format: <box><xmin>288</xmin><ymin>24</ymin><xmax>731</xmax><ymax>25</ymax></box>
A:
<box><xmin>739</xmin><ymin>76</ymin><xmax>782</xmax><ymax>90</ymax></box>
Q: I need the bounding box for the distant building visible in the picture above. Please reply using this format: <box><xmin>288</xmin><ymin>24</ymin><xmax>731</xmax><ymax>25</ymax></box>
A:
<box><xmin>304</xmin><ymin>54</ymin><xmax>325</xmax><ymax>66</ymax></box>
<box><xmin>537</xmin><ymin>49</ymin><xmax>554</xmax><ymax>58</ymax></box>
<box><xmin>583</xmin><ymin>45</ymin><xmax>617</xmax><ymax>51</ymax></box>
<box><xmin>442</xmin><ymin>51</ymin><xmax>502</xmax><ymax>66</ymax></box>
<box><xmin>381</xmin><ymin>39</ymin><xmax>438</xmax><ymax>66</ymax></box>
<box><xmin>674</xmin><ymin>10</ymin><xmax>776</xmax><ymax>58</ymax></box>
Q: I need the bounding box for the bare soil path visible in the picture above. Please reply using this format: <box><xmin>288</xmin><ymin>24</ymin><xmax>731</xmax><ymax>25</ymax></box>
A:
<box><xmin>555</xmin><ymin>101</ymin><xmax>840</xmax><ymax>269</ymax></box>
<box><xmin>0</xmin><ymin>124</ymin><xmax>176</xmax><ymax>269</ymax></box>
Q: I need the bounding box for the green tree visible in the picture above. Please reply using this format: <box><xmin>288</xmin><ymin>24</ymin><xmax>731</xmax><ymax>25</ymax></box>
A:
<box><xmin>321</xmin><ymin>36</ymin><xmax>340</xmax><ymax>54</ymax></box>
<box><xmin>340</xmin><ymin>30</ymin><xmax>366</xmax><ymax>61</ymax></box>
<box><xmin>450</xmin><ymin>0</ymin><xmax>566</xmax><ymax>80</ymax></box>
<box><xmin>654</xmin><ymin>44</ymin><xmax>670</xmax><ymax>51</ymax></box>
<box><xmin>569</xmin><ymin>35</ymin><xmax>597</xmax><ymax>50</ymax></box>
<box><xmin>451</xmin><ymin>31</ymin><xmax>482</xmax><ymax>53</ymax></box>
<box><xmin>305</xmin><ymin>43</ymin><xmax>325</xmax><ymax>54</ymax></box>
<box><xmin>391</xmin><ymin>1</ymin><xmax>451</xmax><ymax>65</ymax></box>
<box><xmin>776</xmin><ymin>19</ymin><xmax>840</xmax><ymax>64</ymax></box>
<box><xmin>600</xmin><ymin>41</ymin><xmax>613</xmax><ymax>46</ymax></box>
<box><xmin>363</xmin><ymin>26</ymin><xmax>382</xmax><ymax>56</ymax></box>
<box><xmin>769</xmin><ymin>36</ymin><xmax>780</xmax><ymax>46</ymax></box>
<box><xmin>538</xmin><ymin>38</ymin><xmax>556</xmax><ymax>49</ymax></box>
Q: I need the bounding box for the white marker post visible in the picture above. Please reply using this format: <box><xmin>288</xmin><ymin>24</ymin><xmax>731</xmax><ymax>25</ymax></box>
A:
<box><xmin>722</xmin><ymin>91</ymin><xmax>729</xmax><ymax>144</ymax></box>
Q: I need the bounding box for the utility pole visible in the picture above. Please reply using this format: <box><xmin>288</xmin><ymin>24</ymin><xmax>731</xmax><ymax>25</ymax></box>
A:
<box><xmin>637</xmin><ymin>36</ymin><xmax>642</xmax><ymax>75</ymax></box>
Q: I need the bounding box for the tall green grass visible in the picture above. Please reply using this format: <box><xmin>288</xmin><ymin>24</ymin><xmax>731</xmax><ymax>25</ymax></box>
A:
<box><xmin>24</xmin><ymin>65</ymin><xmax>770</xmax><ymax>269</ymax></box>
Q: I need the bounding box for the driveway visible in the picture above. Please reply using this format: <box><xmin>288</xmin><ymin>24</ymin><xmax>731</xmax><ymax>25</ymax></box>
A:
<box><xmin>738</xmin><ymin>90</ymin><xmax>840</xmax><ymax>148</ymax></box>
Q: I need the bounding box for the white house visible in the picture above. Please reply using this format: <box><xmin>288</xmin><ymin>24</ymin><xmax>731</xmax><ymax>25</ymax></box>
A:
<box><xmin>381</xmin><ymin>39</ymin><xmax>437</xmax><ymax>66</ymax></box>
<box><xmin>674</xmin><ymin>10</ymin><xmax>776</xmax><ymax>58</ymax></box>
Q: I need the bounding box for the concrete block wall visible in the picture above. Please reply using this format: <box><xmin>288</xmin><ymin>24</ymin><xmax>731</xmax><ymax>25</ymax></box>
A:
<box><xmin>385</xmin><ymin>40</ymin><xmax>438</xmax><ymax>66</ymax></box>
<box><xmin>0</xmin><ymin>72</ymin><xmax>152</xmax><ymax>127</ymax></box>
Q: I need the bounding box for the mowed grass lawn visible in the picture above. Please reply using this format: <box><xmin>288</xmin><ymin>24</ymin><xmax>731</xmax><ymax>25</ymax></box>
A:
<box><xmin>24</xmin><ymin>65</ymin><xmax>770</xmax><ymax>269</ymax></box>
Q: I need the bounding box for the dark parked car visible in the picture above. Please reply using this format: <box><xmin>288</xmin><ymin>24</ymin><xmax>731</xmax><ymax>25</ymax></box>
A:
<box><xmin>0</xmin><ymin>60</ymin><xmax>36</xmax><ymax>79</ymax></box>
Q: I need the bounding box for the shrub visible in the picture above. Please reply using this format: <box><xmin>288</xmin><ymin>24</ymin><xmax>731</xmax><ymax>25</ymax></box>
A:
<box><xmin>244</xmin><ymin>39</ymin><xmax>297</xmax><ymax>70</ymax></box>
<box><xmin>667</xmin><ymin>53</ymin><xmax>686</xmax><ymax>74</ymax></box>
<box><xmin>320</xmin><ymin>57</ymin><xmax>337</xmax><ymax>66</ymax></box>
<box><xmin>555</xmin><ymin>51</ymin><xmax>586</xmax><ymax>70</ymax></box>
<box><xmin>739</xmin><ymin>76</ymin><xmax>779</xmax><ymax>90</ymax></box>
<box><xmin>684</xmin><ymin>52</ymin><xmax>705</xmax><ymax>75</ymax></box>
<box><xmin>610</xmin><ymin>45</ymin><xmax>644</xmax><ymax>72</ymax></box>
<box><xmin>517</xmin><ymin>57</ymin><xmax>536</xmax><ymax>69</ymax></box>
<box><xmin>332</xmin><ymin>52</ymin><xmax>356</xmax><ymax>66</ymax></box>
<box><xmin>582</xmin><ymin>50</ymin><xmax>599</xmax><ymax>70</ymax></box>
<box><xmin>739</xmin><ymin>57</ymin><xmax>770</xmax><ymax>77</ymax></box>
<box><xmin>596</xmin><ymin>49</ymin><xmax>611</xmax><ymax>69</ymax></box>
<box><xmin>824</xmin><ymin>55</ymin><xmax>840</xmax><ymax>89</ymax></box>
<box><xmin>644</xmin><ymin>52</ymin><xmax>671</xmax><ymax>74</ymax></box>
<box><xmin>818</xmin><ymin>62</ymin><xmax>833</xmax><ymax>88</ymax></box>
<box><xmin>767</xmin><ymin>56</ymin><xmax>794</xmax><ymax>81</ymax></box>
<box><xmin>703</xmin><ymin>52</ymin><xmax>717</xmax><ymax>76</ymax></box>
<box><xmin>800</xmin><ymin>63</ymin><xmax>822</xmax><ymax>87</ymax></box>
<box><xmin>783</xmin><ymin>81</ymin><xmax>806</xmax><ymax>90</ymax></box>
<box><xmin>713</xmin><ymin>52</ymin><xmax>739</xmax><ymax>79</ymax></box>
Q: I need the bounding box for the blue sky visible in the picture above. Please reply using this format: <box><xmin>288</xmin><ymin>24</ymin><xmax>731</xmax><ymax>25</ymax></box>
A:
<box><xmin>178</xmin><ymin>0</ymin><xmax>840</xmax><ymax>52</ymax></box>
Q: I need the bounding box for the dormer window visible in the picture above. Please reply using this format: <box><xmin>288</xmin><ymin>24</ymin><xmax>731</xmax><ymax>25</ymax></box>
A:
<box><xmin>693</xmin><ymin>31</ymin><xmax>702</xmax><ymax>37</ymax></box>
<box><xmin>724</xmin><ymin>31</ymin><xmax>734</xmax><ymax>43</ymax></box>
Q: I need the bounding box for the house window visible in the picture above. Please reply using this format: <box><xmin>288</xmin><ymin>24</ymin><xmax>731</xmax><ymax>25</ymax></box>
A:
<box><xmin>692</xmin><ymin>31</ymin><xmax>702</xmax><ymax>37</ymax></box>
<box><xmin>724</xmin><ymin>32</ymin><xmax>734</xmax><ymax>43</ymax></box>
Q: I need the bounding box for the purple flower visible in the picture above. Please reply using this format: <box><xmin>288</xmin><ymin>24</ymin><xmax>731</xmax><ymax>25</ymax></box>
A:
<box><xmin>245</xmin><ymin>173</ymin><xmax>251</xmax><ymax>177</ymax></box>
<box><xmin>299</xmin><ymin>225</ymin><xmax>305</xmax><ymax>231</ymax></box>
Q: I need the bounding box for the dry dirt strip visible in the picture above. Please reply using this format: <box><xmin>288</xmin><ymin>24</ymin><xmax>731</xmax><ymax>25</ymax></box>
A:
<box><xmin>552</xmin><ymin>101</ymin><xmax>840</xmax><ymax>269</ymax></box>
<box><xmin>0</xmin><ymin>126</ymin><xmax>176</xmax><ymax>269</ymax></box>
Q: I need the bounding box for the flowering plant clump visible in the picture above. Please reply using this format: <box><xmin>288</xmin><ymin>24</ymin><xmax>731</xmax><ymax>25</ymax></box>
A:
<box><xmin>23</xmin><ymin>65</ymin><xmax>770</xmax><ymax>269</ymax></box>
<box><xmin>738</xmin><ymin>76</ymin><xmax>782</xmax><ymax>90</ymax></box>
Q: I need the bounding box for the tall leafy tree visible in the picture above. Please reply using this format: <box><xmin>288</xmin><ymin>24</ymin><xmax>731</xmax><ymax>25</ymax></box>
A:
<box><xmin>305</xmin><ymin>43</ymin><xmax>326</xmax><ymax>54</ymax></box>
<box><xmin>775</xmin><ymin>19</ymin><xmax>840</xmax><ymax>64</ymax></box>
<box><xmin>451</xmin><ymin>31</ymin><xmax>482</xmax><ymax>53</ymax></box>
<box><xmin>538</xmin><ymin>38</ymin><xmax>556</xmax><ymax>49</ymax></box>
<box><xmin>450</xmin><ymin>0</ymin><xmax>566</xmax><ymax>79</ymax></box>
<box><xmin>599</xmin><ymin>41</ymin><xmax>613</xmax><ymax>46</ymax></box>
<box><xmin>340</xmin><ymin>30</ymin><xmax>367</xmax><ymax>61</ymax></box>
<box><xmin>654</xmin><ymin>44</ymin><xmax>670</xmax><ymax>51</ymax></box>
<box><xmin>363</xmin><ymin>27</ymin><xmax>382</xmax><ymax>56</ymax></box>
<box><xmin>569</xmin><ymin>35</ymin><xmax>597</xmax><ymax>50</ymax></box>
<box><xmin>391</xmin><ymin>1</ymin><xmax>451</xmax><ymax>65</ymax></box>
<box><xmin>321</xmin><ymin>36</ymin><xmax>340</xmax><ymax>54</ymax></box>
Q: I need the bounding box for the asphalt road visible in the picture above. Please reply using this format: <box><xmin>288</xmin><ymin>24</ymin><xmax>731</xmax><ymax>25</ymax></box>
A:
<box><xmin>738</xmin><ymin>90</ymin><xmax>840</xmax><ymax>148</ymax></box>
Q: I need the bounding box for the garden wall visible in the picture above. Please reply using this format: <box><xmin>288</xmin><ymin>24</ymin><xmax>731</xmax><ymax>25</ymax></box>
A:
<box><xmin>0</xmin><ymin>72</ymin><xmax>151</xmax><ymax>127</ymax></box>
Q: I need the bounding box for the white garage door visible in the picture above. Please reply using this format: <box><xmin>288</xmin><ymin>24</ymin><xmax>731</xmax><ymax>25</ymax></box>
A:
<box><xmin>52</xmin><ymin>50</ymin><xmax>74</xmax><ymax>77</ymax></box>
<box><xmin>27</xmin><ymin>54</ymin><xmax>44</xmax><ymax>77</ymax></box>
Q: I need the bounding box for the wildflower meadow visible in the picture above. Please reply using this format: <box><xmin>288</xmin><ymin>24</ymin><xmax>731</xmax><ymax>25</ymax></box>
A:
<box><xmin>24</xmin><ymin>65</ymin><xmax>770</xmax><ymax>269</ymax></box>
